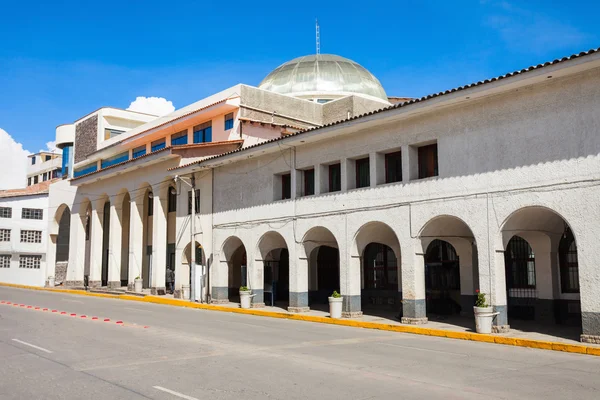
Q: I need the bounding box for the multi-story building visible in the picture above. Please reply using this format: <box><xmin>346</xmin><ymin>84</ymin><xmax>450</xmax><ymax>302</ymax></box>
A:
<box><xmin>0</xmin><ymin>181</ymin><xmax>53</xmax><ymax>286</ymax></box>
<box><xmin>46</xmin><ymin>48</ymin><xmax>600</xmax><ymax>344</ymax></box>
<box><xmin>26</xmin><ymin>151</ymin><xmax>62</xmax><ymax>186</ymax></box>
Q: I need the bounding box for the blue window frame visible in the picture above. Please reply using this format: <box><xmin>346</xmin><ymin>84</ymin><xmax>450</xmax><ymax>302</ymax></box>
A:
<box><xmin>171</xmin><ymin>131</ymin><xmax>188</xmax><ymax>146</ymax></box>
<box><xmin>132</xmin><ymin>145</ymin><xmax>146</xmax><ymax>159</ymax></box>
<box><xmin>151</xmin><ymin>139</ymin><xmax>166</xmax><ymax>152</ymax></box>
<box><xmin>61</xmin><ymin>145</ymin><xmax>71</xmax><ymax>176</ymax></box>
<box><xmin>224</xmin><ymin>113</ymin><xmax>234</xmax><ymax>130</ymax></box>
<box><xmin>193</xmin><ymin>121</ymin><xmax>212</xmax><ymax>143</ymax></box>
<box><xmin>101</xmin><ymin>152</ymin><xmax>129</xmax><ymax>169</ymax></box>
<box><xmin>74</xmin><ymin>163</ymin><xmax>98</xmax><ymax>178</ymax></box>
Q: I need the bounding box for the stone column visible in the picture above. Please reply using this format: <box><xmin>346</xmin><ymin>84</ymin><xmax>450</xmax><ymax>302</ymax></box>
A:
<box><xmin>485</xmin><ymin>249</ymin><xmax>509</xmax><ymax>332</ymax></box>
<box><xmin>128</xmin><ymin>194</ymin><xmax>143</xmax><ymax>290</ymax></box>
<box><xmin>341</xmin><ymin>254</ymin><xmax>362</xmax><ymax>317</ymax></box>
<box><xmin>211</xmin><ymin>256</ymin><xmax>230</xmax><ymax>304</ymax></box>
<box><xmin>251</xmin><ymin>258</ymin><xmax>265</xmax><ymax>307</ymax></box>
<box><xmin>107</xmin><ymin>198</ymin><xmax>123</xmax><ymax>288</ymax></box>
<box><xmin>577</xmin><ymin>219</ymin><xmax>600</xmax><ymax>343</ymax></box>
<box><xmin>88</xmin><ymin>202</ymin><xmax>104</xmax><ymax>287</ymax></box>
<box><xmin>65</xmin><ymin>211</ymin><xmax>85</xmax><ymax>287</ymax></box>
<box><xmin>151</xmin><ymin>185</ymin><xmax>167</xmax><ymax>295</ymax></box>
<box><xmin>401</xmin><ymin>244</ymin><xmax>427</xmax><ymax>324</ymax></box>
<box><xmin>288</xmin><ymin>254</ymin><xmax>309</xmax><ymax>313</ymax></box>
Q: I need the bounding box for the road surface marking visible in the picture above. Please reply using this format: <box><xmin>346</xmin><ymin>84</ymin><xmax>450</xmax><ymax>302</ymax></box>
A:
<box><xmin>381</xmin><ymin>342</ymin><xmax>468</xmax><ymax>357</ymax></box>
<box><xmin>124</xmin><ymin>307</ymin><xmax>152</xmax><ymax>313</ymax></box>
<box><xmin>12</xmin><ymin>339</ymin><xmax>53</xmax><ymax>354</ymax></box>
<box><xmin>153</xmin><ymin>386</ymin><xmax>199</xmax><ymax>400</ymax></box>
<box><xmin>62</xmin><ymin>298</ymin><xmax>83</xmax><ymax>303</ymax></box>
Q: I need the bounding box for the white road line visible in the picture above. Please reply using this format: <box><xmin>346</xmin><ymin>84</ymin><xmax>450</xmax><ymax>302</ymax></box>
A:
<box><xmin>62</xmin><ymin>298</ymin><xmax>83</xmax><ymax>303</ymax></box>
<box><xmin>153</xmin><ymin>386</ymin><xmax>199</xmax><ymax>400</ymax></box>
<box><xmin>124</xmin><ymin>307</ymin><xmax>152</xmax><ymax>313</ymax></box>
<box><xmin>381</xmin><ymin>342</ymin><xmax>468</xmax><ymax>357</ymax></box>
<box><xmin>12</xmin><ymin>339</ymin><xmax>53</xmax><ymax>354</ymax></box>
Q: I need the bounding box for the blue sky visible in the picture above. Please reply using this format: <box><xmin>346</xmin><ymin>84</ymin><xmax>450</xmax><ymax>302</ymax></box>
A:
<box><xmin>0</xmin><ymin>0</ymin><xmax>598</xmax><ymax>153</ymax></box>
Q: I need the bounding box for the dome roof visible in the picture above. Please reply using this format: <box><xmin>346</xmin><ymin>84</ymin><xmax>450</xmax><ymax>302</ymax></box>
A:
<box><xmin>258</xmin><ymin>54</ymin><xmax>388</xmax><ymax>102</ymax></box>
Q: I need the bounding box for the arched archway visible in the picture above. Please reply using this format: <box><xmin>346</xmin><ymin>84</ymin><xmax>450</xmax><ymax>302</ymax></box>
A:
<box><xmin>501</xmin><ymin>206</ymin><xmax>581</xmax><ymax>333</ymax></box>
<box><xmin>353</xmin><ymin>222</ymin><xmax>401</xmax><ymax>314</ymax></box>
<box><xmin>419</xmin><ymin>215</ymin><xmax>477</xmax><ymax>318</ymax></box>
<box><xmin>181</xmin><ymin>241</ymin><xmax>204</xmax><ymax>299</ymax></box>
<box><xmin>257</xmin><ymin>231</ymin><xmax>289</xmax><ymax>308</ymax></box>
<box><xmin>120</xmin><ymin>191</ymin><xmax>131</xmax><ymax>287</ymax></box>
<box><xmin>302</xmin><ymin>227</ymin><xmax>340</xmax><ymax>308</ymax></box>
<box><xmin>99</xmin><ymin>195</ymin><xmax>110</xmax><ymax>287</ymax></box>
<box><xmin>54</xmin><ymin>204</ymin><xmax>71</xmax><ymax>264</ymax></box>
<box><xmin>221</xmin><ymin>236</ymin><xmax>248</xmax><ymax>303</ymax></box>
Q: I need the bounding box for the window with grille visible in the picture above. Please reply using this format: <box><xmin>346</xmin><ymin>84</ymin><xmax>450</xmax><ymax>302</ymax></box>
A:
<box><xmin>19</xmin><ymin>255</ymin><xmax>41</xmax><ymax>269</ymax></box>
<box><xmin>21</xmin><ymin>230</ymin><xmax>42</xmax><ymax>243</ymax></box>
<box><xmin>505</xmin><ymin>236</ymin><xmax>536</xmax><ymax>289</ymax></box>
<box><xmin>22</xmin><ymin>208</ymin><xmax>43</xmax><ymax>220</ymax></box>
<box><xmin>559</xmin><ymin>227</ymin><xmax>579</xmax><ymax>293</ymax></box>
<box><xmin>355</xmin><ymin>157</ymin><xmax>370</xmax><ymax>188</ymax></box>
<box><xmin>0</xmin><ymin>229</ymin><xmax>10</xmax><ymax>242</ymax></box>
<box><xmin>187</xmin><ymin>189</ymin><xmax>200</xmax><ymax>215</ymax></box>
<box><xmin>0</xmin><ymin>207</ymin><xmax>11</xmax><ymax>218</ymax></box>
<box><xmin>0</xmin><ymin>255</ymin><xmax>10</xmax><ymax>268</ymax></box>
<box><xmin>418</xmin><ymin>143</ymin><xmax>438</xmax><ymax>179</ymax></box>
<box><xmin>363</xmin><ymin>243</ymin><xmax>397</xmax><ymax>290</ymax></box>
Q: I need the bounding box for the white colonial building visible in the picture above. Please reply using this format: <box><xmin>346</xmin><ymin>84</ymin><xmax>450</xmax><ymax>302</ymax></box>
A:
<box><xmin>26</xmin><ymin>151</ymin><xmax>62</xmax><ymax>186</ymax></box>
<box><xmin>47</xmin><ymin>49</ymin><xmax>600</xmax><ymax>343</ymax></box>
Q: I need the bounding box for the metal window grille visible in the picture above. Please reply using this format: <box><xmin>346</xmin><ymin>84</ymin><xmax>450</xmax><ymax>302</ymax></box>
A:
<box><xmin>22</xmin><ymin>208</ymin><xmax>43</xmax><ymax>220</ymax></box>
<box><xmin>20</xmin><ymin>230</ymin><xmax>42</xmax><ymax>243</ymax></box>
<box><xmin>0</xmin><ymin>207</ymin><xmax>12</xmax><ymax>218</ymax></box>
<box><xmin>0</xmin><ymin>255</ymin><xmax>10</xmax><ymax>268</ymax></box>
<box><xmin>19</xmin><ymin>255</ymin><xmax>41</xmax><ymax>269</ymax></box>
<box><xmin>364</xmin><ymin>243</ymin><xmax>397</xmax><ymax>290</ymax></box>
<box><xmin>559</xmin><ymin>227</ymin><xmax>580</xmax><ymax>293</ymax></box>
<box><xmin>0</xmin><ymin>229</ymin><xmax>11</xmax><ymax>242</ymax></box>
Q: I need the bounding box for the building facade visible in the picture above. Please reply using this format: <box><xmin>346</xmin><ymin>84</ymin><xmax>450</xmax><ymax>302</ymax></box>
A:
<box><xmin>47</xmin><ymin>49</ymin><xmax>600</xmax><ymax>343</ymax></box>
<box><xmin>27</xmin><ymin>151</ymin><xmax>62</xmax><ymax>186</ymax></box>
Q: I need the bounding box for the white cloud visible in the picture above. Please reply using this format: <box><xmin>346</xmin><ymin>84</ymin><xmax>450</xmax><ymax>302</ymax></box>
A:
<box><xmin>127</xmin><ymin>96</ymin><xmax>175</xmax><ymax>117</ymax></box>
<box><xmin>41</xmin><ymin>140</ymin><xmax>58</xmax><ymax>153</ymax></box>
<box><xmin>0</xmin><ymin>128</ymin><xmax>30</xmax><ymax>190</ymax></box>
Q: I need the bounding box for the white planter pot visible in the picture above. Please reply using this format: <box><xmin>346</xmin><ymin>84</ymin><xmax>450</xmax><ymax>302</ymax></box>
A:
<box><xmin>182</xmin><ymin>284</ymin><xmax>191</xmax><ymax>299</ymax></box>
<box><xmin>240</xmin><ymin>290</ymin><xmax>252</xmax><ymax>309</ymax></box>
<box><xmin>47</xmin><ymin>276</ymin><xmax>55</xmax><ymax>288</ymax></box>
<box><xmin>329</xmin><ymin>297</ymin><xmax>343</xmax><ymax>319</ymax></box>
<box><xmin>473</xmin><ymin>306</ymin><xmax>494</xmax><ymax>334</ymax></box>
<box><xmin>134</xmin><ymin>279</ymin><xmax>143</xmax><ymax>293</ymax></box>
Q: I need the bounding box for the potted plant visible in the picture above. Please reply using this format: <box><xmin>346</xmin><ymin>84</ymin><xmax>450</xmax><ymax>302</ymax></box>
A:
<box><xmin>329</xmin><ymin>290</ymin><xmax>343</xmax><ymax>319</ymax></box>
<box><xmin>239</xmin><ymin>286</ymin><xmax>252</xmax><ymax>309</ymax></box>
<box><xmin>134</xmin><ymin>276</ymin><xmax>143</xmax><ymax>293</ymax></box>
<box><xmin>473</xmin><ymin>290</ymin><xmax>494</xmax><ymax>334</ymax></box>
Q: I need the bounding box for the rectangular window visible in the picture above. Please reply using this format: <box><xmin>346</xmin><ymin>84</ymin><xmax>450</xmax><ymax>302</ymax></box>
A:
<box><xmin>20</xmin><ymin>230</ymin><xmax>42</xmax><ymax>243</ymax></box>
<box><xmin>418</xmin><ymin>143</ymin><xmax>438</xmax><ymax>179</ymax></box>
<box><xmin>303</xmin><ymin>169</ymin><xmax>315</xmax><ymax>196</ymax></box>
<box><xmin>328</xmin><ymin>163</ymin><xmax>341</xmax><ymax>192</ymax></box>
<box><xmin>52</xmin><ymin>169</ymin><xmax>61</xmax><ymax>179</ymax></box>
<box><xmin>19</xmin><ymin>255</ymin><xmax>41</xmax><ymax>269</ymax></box>
<box><xmin>74</xmin><ymin>163</ymin><xmax>98</xmax><ymax>178</ymax></box>
<box><xmin>22</xmin><ymin>208</ymin><xmax>43</xmax><ymax>220</ymax></box>
<box><xmin>151</xmin><ymin>138</ymin><xmax>166</xmax><ymax>152</ymax></box>
<box><xmin>385</xmin><ymin>151</ymin><xmax>402</xmax><ymax>184</ymax></box>
<box><xmin>193</xmin><ymin>121</ymin><xmax>212</xmax><ymax>143</ymax></box>
<box><xmin>0</xmin><ymin>255</ymin><xmax>10</xmax><ymax>268</ymax></box>
<box><xmin>281</xmin><ymin>174</ymin><xmax>291</xmax><ymax>200</ymax></box>
<box><xmin>148</xmin><ymin>196</ymin><xmax>154</xmax><ymax>216</ymax></box>
<box><xmin>45</xmin><ymin>155</ymin><xmax>51</xmax><ymax>162</ymax></box>
<box><xmin>224</xmin><ymin>113</ymin><xmax>234</xmax><ymax>130</ymax></box>
<box><xmin>27</xmin><ymin>177</ymin><xmax>31</xmax><ymax>186</ymax></box>
<box><xmin>31</xmin><ymin>156</ymin><xmax>36</xmax><ymax>165</ymax></box>
<box><xmin>0</xmin><ymin>229</ymin><xmax>10</xmax><ymax>242</ymax></box>
<box><xmin>104</xmin><ymin>128</ymin><xmax>125</xmax><ymax>140</ymax></box>
<box><xmin>171</xmin><ymin>130</ymin><xmax>188</xmax><ymax>146</ymax></box>
<box><xmin>187</xmin><ymin>189</ymin><xmax>200</xmax><ymax>215</ymax></box>
<box><xmin>42</xmin><ymin>172</ymin><xmax>47</xmax><ymax>181</ymax></box>
<box><xmin>355</xmin><ymin>157</ymin><xmax>370</xmax><ymax>188</ymax></box>
<box><xmin>132</xmin><ymin>145</ymin><xmax>146</xmax><ymax>159</ymax></box>
<box><xmin>61</xmin><ymin>145</ymin><xmax>71</xmax><ymax>177</ymax></box>
<box><xmin>168</xmin><ymin>187</ymin><xmax>177</xmax><ymax>212</ymax></box>
<box><xmin>101</xmin><ymin>151</ymin><xmax>129</xmax><ymax>169</ymax></box>
<box><xmin>33</xmin><ymin>175</ymin><xmax>39</xmax><ymax>184</ymax></box>
<box><xmin>0</xmin><ymin>207</ymin><xmax>12</xmax><ymax>218</ymax></box>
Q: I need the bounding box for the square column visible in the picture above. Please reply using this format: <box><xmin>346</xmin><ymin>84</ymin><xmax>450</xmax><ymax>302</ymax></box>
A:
<box><xmin>88</xmin><ymin>204</ymin><xmax>104</xmax><ymax>287</ymax></box>
<box><xmin>211</xmin><ymin>257</ymin><xmax>230</xmax><ymax>304</ymax></box>
<box><xmin>151</xmin><ymin>186</ymin><xmax>167</xmax><ymax>295</ymax></box>
<box><xmin>401</xmin><ymin>248</ymin><xmax>427</xmax><ymax>324</ymax></box>
<box><xmin>288</xmin><ymin>255</ymin><xmax>309</xmax><ymax>313</ymax></box>
<box><xmin>341</xmin><ymin>255</ymin><xmax>362</xmax><ymax>317</ymax></box>
<box><xmin>65</xmin><ymin>211</ymin><xmax>85</xmax><ymax>287</ymax></box>
<box><xmin>128</xmin><ymin>194</ymin><xmax>144</xmax><ymax>290</ymax></box>
<box><xmin>251</xmin><ymin>258</ymin><xmax>265</xmax><ymax>307</ymax></box>
<box><xmin>107</xmin><ymin>200</ymin><xmax>122</xmax><ymax>288</ymax></box>
<box><xmin>482</xmin><ymin>250</ymin><xmax>509</xmax><ymax>332</ymax></box>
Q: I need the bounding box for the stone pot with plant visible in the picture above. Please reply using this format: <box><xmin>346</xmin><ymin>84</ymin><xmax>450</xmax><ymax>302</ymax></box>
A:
<box><xmin>473</xmin><ymin>290</ymin><xmax>494</xmax><ymax>334</ymax></box>
<box><xmin>329</xmin><ymin>290</ymin><xmax>343</xmax><ymax>319</ymax></box>
<box><xmin>239</xmin><ymin>286</ymin><xmax>252</xmax><ymax>309</ymax></box>
<box><xmin>134</xmin><ymin>276</ymin><xmax>143</xmax><ymax>293</ymax></box>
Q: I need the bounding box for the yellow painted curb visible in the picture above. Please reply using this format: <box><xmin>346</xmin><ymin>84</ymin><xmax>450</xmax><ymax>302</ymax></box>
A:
<box><xmin>1</xmin><ymin>282</ymin><xmax>598</xmax><ymax>357</ymax></box>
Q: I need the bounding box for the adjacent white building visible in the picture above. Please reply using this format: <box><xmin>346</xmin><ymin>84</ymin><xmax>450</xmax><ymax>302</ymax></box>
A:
<box><xmin>0</xmin><ymin>182</ymin><xmax>53</xmax><ymax>286</ymax></box>
<box><xmin>46</xmin><ymin>48</ymin><xmax>600</xmax><ymax>343</ymax></box>
<box><xmin>26</xmin><ymin>151</ymin><xmax>62</xmax><ymax>186</ymax></box>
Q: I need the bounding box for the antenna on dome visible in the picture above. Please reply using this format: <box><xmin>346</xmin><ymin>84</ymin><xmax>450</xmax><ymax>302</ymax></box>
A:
<box><xmin>315</xmin><ymin>18</ymin><xmax>320</xmax><ymax>55</ymax></box>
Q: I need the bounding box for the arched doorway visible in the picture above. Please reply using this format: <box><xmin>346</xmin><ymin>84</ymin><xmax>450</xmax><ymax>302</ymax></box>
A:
<box><xmin>182</xmin><ymin>241</ymin><xmax>204</xmax><ymax>299</ymax></box>
<box><xmin>501</xmin><ymin>206</ymin><xmax>581</xmax><ymax>334</ymax></box>
<box><xmin>303</xmin><ymin>226</ymin><xmax>340</xmax><ymax>308</ymax></box>
<box><xmin>257</xmin><ymin>231</ymin><xmax>289</xmax><ymax>308</ymax></box>
<box><xmin>220</xmin><ymin>236</ymin><xmax>247</xmax><ymax>304</ymax></box>
<box><xmin>425</xmin><ymin>239</ymin><xmax>461</xmax><ymax>315</ymax></box>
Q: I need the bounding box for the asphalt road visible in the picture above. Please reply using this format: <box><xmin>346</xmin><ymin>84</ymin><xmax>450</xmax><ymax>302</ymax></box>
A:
<box><xmin>0</xmin><ymin>287</ymin><xmax>599</xmax><ymax>400</ymax></box>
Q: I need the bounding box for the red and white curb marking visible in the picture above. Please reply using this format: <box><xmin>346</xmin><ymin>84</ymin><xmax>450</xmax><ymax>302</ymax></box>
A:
<box><xmin>0</xmin><ymin>300</ymin><xmax>149</xmax><ymax>329</ymax></box>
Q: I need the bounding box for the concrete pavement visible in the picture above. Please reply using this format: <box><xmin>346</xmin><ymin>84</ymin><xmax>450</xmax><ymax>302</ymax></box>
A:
<box><xmin>1</xmin><ymin>286</ymin><xmax>599</xmax><ymax>400</ymax></box>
